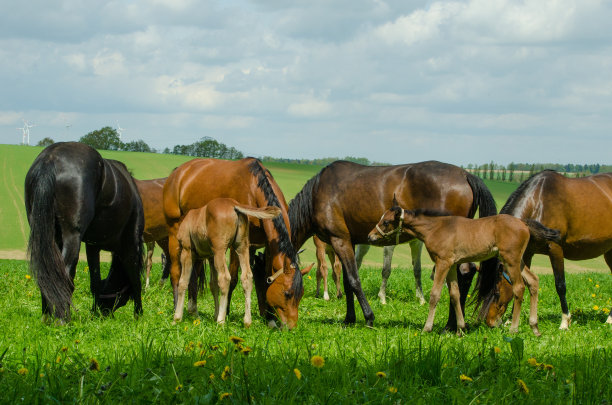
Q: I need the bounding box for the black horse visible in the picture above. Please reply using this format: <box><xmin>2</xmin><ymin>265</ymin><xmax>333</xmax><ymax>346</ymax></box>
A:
<box><xmin>25</xmin><ymin>142</ymin><xmax>145</xmax><ymax>322</ymax></box>
<box><xmin>289</xmin><ymin>160</ymin><xmax>497</xmax><ymax>328</ymax></box>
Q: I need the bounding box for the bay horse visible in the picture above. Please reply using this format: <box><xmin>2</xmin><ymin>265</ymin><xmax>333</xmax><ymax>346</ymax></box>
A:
<box><xmin>163</xmin><ymin>157</ymin><xmax>310</xmax><ymax>329</ymax></box>
<box><xmin>475</xmin><ymin>170</ymin><xmax>612</xmax><ymax>329</ymax></box>
<box><xmin>134</xmin><ymin>178</ymin><xmax>171</xmax><ymax>288</ymax></box>
<box><xmin>25</xmin><ymin>142</ymin><xmax>144</xmax><ymax>322</ymax></box>
<box><xmin>314</xmin><ymin>238</ymin><xmax>426</xmax><ymax>305</ymax></box>
<box><xmin>288</xmin><ymin>160</ymin><xmax>497</xmax><ymax>327</ymax></box>
<box><xmin>368</xmin><ymin>202</ymin><xmax>561</xmax><ymax>335</ymax></box>
<box><xmin>174</xmin><ymin>198</ymin><xmax>284</xmax><ymax>327</ymax></box>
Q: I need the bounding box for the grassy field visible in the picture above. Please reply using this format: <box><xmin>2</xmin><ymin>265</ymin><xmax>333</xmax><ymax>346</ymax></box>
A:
<box><xmin>0</xmin><ymin>144</ymin><xmax>611</xmax><ymax>403</ymax></box>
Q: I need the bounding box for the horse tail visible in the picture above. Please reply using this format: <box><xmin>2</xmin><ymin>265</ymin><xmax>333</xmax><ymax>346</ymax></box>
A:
<box><xmin>465</xmin><ymin>172</ymin><xmax>500</xmax><ymax>319</ymax></box>
<box><xmin>234</xmin><ymin>204</ymin><xmax>282</xmax><ymax>220</ymax></box>
<box><xmin>26</xmin><ymin>160</ymin><xmax>73</xmax><ymax>319</ymax></box>
<box><xmin>524</xmin><ymin>219</ymin><xmax>562</xmax><ymax>245</ymax></box>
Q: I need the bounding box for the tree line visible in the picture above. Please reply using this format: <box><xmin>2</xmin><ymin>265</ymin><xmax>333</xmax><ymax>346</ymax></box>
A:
<box><xmin>36</xmin><ymin>126</ymin><xmax>244</xmax><ymax>160</ymax></box>
<box><xmin>465</xmin><ymin>161</ymin><xmax>611</xmax><ymax>183</ymax></box>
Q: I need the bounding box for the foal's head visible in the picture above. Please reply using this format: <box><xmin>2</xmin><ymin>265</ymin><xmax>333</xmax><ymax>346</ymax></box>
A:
<box><xmin>483</xmin><ymin>265</ymin><xmax>514</xmax><ymax>327</ymax></box>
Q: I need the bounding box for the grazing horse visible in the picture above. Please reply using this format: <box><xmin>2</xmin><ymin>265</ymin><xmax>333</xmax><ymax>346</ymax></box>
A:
<box><xmin>314</xmin><ymin>239</ymin><xmax>426</xmax><ymax>305</ymax></box>
<box><xmin>163</xmin><ymin>157</ymin><xmax>310</xmax><ymax>329</ymax></box>
<box><xmin>289</xmin><ymin>160</ymin><xmax>497</xmax><ymax>327</ymax></box>
<box><xmin>25</xmin><ymin>142</ymin><xmax>144</xmax><ymax>322</ymax></box>
<box><xmin>174</xmin><ymin>198</ymin><xmax>283</xmax><ymax>327</ymax></box>
<box><xmin>475</xmin><ymin>170</ymin><xmax>612</xmax><ymax>329</ymax></box>
<box><xmin>368</xmin><ymin>203</ymin><xmax>561</xmax><ymax>335</ymax></box>
<box><xmin>134</xmin><ymin>178</ymin><xmax>171</xmax><ymax>288</ymax></box>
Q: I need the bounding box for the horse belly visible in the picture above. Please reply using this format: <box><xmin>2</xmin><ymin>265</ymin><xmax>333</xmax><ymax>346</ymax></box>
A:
<box><xmin>562</xmin><ymin>240</ymin><xmax>612</xmax><ymax>261</ymax></box>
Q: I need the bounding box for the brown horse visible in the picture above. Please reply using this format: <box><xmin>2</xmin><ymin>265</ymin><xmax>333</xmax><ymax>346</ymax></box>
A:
<box><xmin>174</xmin><ymin>198</ymin><xmax>282</xmax><ymax>326</ymax></box>
<box><xmin>163</xmin><ymin>158</ymin><xmax>309</xmax><ymax>329</ymax></box>
<box><xmin>476</xmin><ymin>170</ymin><xmax>612</xmax><ymax>329</ymax></box>
<box><xmin>314</xmin><ymin>238</ymin><xmax>426</xmax><ymax>304</ymax></box>
<box><xmin>289</xmin><ymin>160</ymin><xmax>497</xmax><ymax>327</ymax></box>
<box><xmin>368</xmin><ymin>203</ymin><xmax>560</xmax><ymax>335</ymax></box>
<box><xmin>134</xmin><ymin>178</ymin><xmax>171</xmax><ymax>288</ymax></box>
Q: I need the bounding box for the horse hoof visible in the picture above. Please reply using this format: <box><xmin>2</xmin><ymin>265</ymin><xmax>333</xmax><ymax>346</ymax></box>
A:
<box><xmin>323</xmin><ymin>292</ymin><xmax>330</xmax><ymax>301</ymax></box>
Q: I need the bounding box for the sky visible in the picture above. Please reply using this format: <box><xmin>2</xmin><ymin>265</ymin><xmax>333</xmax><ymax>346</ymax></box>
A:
<box><xmin>1</xmin><ymin>0</ymin><xmax>612</xmax><ymax>166</ymax></box>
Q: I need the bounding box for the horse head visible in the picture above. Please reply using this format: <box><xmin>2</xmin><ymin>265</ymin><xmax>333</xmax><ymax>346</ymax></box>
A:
<box><xmin>484</xmin><ymin>264</ymin><xmax>514</xmax><ymax>327</ymax></box>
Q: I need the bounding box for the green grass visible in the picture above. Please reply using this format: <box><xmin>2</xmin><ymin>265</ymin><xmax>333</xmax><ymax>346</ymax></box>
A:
<box><xmin>0</xmin><ymin>259</ymin><xmax>610</xmax><ymax>404</ymax></box>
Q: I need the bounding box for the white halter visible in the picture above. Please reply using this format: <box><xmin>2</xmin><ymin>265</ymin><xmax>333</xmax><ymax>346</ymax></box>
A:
<box><xmin>375</xmin><ymin>208</ymin><xmax>405</xmax><ymax>245</ymax></box>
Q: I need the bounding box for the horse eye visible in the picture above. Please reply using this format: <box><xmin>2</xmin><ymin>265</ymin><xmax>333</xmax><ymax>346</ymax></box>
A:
<box><xmin>284</xmin><ymin>290</ymin><xmax>292</xmax><ymax>299</ymax></box>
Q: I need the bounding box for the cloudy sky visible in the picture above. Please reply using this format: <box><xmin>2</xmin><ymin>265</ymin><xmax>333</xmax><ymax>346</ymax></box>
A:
<box><xmin>1</xmin><ymin>0</ymin><xmax>612</xmax><ymax>165</ymax></box>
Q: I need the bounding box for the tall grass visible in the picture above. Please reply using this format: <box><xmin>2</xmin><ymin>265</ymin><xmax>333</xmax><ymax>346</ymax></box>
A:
<box><xmin>0</xmin><ymin>259</ymin><xmax>610</xmax><ymax>403</ymax></box>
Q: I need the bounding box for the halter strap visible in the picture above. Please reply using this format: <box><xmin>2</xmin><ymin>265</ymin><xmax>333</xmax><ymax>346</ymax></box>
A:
<box><xmin>98</xmin><ymin>285</ymin><xmax>130</xmax><ymax>299</ymax></box>
<box><xmin>267</xmin><ymin>268</ymin><xmax>285</xmax><ymax>284</ymax></box>
<box><xmin>375</xmin><ymin>208</ymin><xmax>405</xmax><ymax>245</ymax></box>
<box><xmin>501</xmin><ymin>270</ymin><xmax>513</xmax><ymax>285</ymax></box>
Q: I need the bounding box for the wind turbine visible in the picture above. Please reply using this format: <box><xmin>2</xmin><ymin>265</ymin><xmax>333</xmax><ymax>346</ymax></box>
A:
<box><xmin>116</xmin><ymin>121</ymin><xmax>125</xmax><ymax>141</ymax></box>
<box><xmin>17</xmin><ymin>120</ymin><xmax>35</xmax><ymax>145</ymax></box>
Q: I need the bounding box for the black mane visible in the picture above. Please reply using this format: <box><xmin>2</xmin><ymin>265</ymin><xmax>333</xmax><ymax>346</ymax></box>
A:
<box><xmin>405</xmin><ymin>208</ymin><xmax>452</xmax><ymax>217</ymax></box>
<box><xmin>248</xmin><ymin>159</ymin><xmax>303</xmax><ymax>296</ymax></box>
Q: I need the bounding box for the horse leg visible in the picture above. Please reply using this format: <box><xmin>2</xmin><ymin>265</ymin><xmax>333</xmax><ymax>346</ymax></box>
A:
<box><xmin>226</xmin><ymin>250</ymin><xmax>240</xmax><ymax>317</ymax></box>
<box><xmin>315</xmin><ymin>243</ymin><xmax>329</xmax><ymax>300</ymax></box>
<box><xmin>187</xmin><ymin>260</ymin><xmax>202</xmax><ymax>316</ymax></box>
<box><xmin>58</xmin><ymin>230</ymin><xmax>80</xmax><ymax>321</ymax></box>
<box><xmin>444</xmin><ymin>262</ymin><xmax>477</xmax><ymax>331</ymax></box>
<box><xmin>167</xmin><ymin>229</ymin><xmax>182</xmax><ymax>310</ymax></box>
<box><xmin>331</xmin><ymin>253</ymin><xmax>343</xmax><ymax>299</ymax></box>
<box><xmin>209</xmin><ymin>257</ymin><xmax>220</xmax><ymax>320</ymax></box>
<box><xmin>377</xmin><ymin>245</ymin><xmax>395</xmax><ymax>305</ymax></box>
<box><xmin>332</xmin><ymin>237</ymin><xmax>375</xmax><ymax>327</ymax></box>
<box><xmin>446</xmin><ymin>264</ymin><xmax>466</xmax><ymax>332</ymax></box>
<box><xmin>602</xmin><ymin>251</ymin><xmax>612</xmax><ymax>324</ymax></box>
<box><xmin>235</xmin><ymin>243</ymin><xmax>253</xmax><ymax>328</ymax></box>
<box><xmin>85</xmin><ymin>244</ymin><xmax>102</xmax><ymax>313</ymax></box>
<box><xmin>158</xmin><ymin>238</ymin><xmax>170</xmax><ymax>285</ymax></box>
<box><xmin>354</xmin><ymin>244</ymin><xmax>369</xmax><ymax>269</ymax></box>
<box><xmin>213</xmin><ymin>249</ymin><xmax>231</xmax><ymax>325</ymax></box>
<box><xmin>548</xmin><ymin>244</ymin><xmax>570</xmax><ymax>329</ymax></box>
<box><xmin>520</xmin><ymin>262</ymin><xmax>541</xmax><ymax>336</ymax></box>
<box><xmin>424</xmin><ymin>260</ymin><xmax>452</xmax><ymax>332</ymax></box>
<box><xmin>504</xmin><ymin>259</ymin><xmax>526</xmax><ymax>334</ymax></box>
<box><xmin>409</xmin><ymin>241</ymin><xmax>426</xmax><ymax>305</ymax></box>
<box><xmin>144</xmin><ymin>241</ymin><xmax>154</xmax><ymax>289</ymax></box>
<box><xmin>173</xmin><ymin>246</ymin><xmax>193</xmax><ymax>323</ymax></box>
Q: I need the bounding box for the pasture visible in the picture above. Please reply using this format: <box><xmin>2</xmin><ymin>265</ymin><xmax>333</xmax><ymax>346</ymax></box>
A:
<box><xmin>0</xmin><ymin>145</ymin><xmax>611</xmax><ymax>403</ymax></box>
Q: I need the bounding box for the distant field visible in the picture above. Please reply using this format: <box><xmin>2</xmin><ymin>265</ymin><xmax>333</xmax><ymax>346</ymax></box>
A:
<box><xmin>0</xmin><ymin>144</ymin><xmax>609</xmax><ymax>274</ymax></box>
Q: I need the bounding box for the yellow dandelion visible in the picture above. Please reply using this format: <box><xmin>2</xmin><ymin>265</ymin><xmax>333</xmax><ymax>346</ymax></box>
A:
<box><xmin>459</xmin><ymin>374</ymin><xmax>473</xmax><ymax>382</ymax></box>
<box><xmin>310</xmin><ymin>355</ymin><xmax>325</xmax><ymax>368</ymax></box>
<box><xmin>543</xmin><ymin>364</ymin><xmax>554</xmax><ymax>370</ymax></box>
<box><xmin>307</xmin><ymin>275</ymin><xmax>312</xmax><ymax>280</ymax></box>
<box><xmin>527</xmin><ymin>358</ymin><xmax>538</xmax><ymax>367</ymax></box>
<box><xmin>84</xmin><ymin>266</ymin><xmax>89</xmax><ymax>272</ymax></box>
<box><xmin>61</xmin><ymin>346</ymin><xmax>68</xmax><ymax>352</ymax></box>
<box><xmin>175</xmin><ymin>384</ymin><xmax>183</xmax><ymax>391</ymax></box>
<box><xmin>193</xmin><ymin>319</ymin><xmax>201</xmax><ymax>326</ymax></box>
<box><xmin>588</xmin><ymin>278</ymin><xmax>592</xmax><ymax>282</ymax></box>
<box><xmin>240</xmin><ymin>346</ymin><xmax>252</xmax><ymax>356</ymax></box>
<box><xmin>89</xmin><ymin>358</ymin><xmax>100</xmax><ymax>371</ymax></box>
<box><xmin>17</xmin><ymin>367</ymin><xmax>28</xmax><ymax>375</ymax></box>
<box><xmin>183</xmin><ymin>326</ymin><xmax>188</xmax><ymax>331</ymax></box>
<box><xmin>376</xmin><ymin>371</ymin><xmax>387</xmax><ymax>378</ymax></box>
<box><xmin>592</xmin><ymin>293</ymin><xmax>596</xmax><ymax>298</ymax></box>
<box><xmin>593</xmin><ymin>305</ymin><xmax>600</xmax><ymax>311</ymax></box>
<box><xmin>39</xmin><ymin>373</ymin><xmax>45</xmax><ymax>378</ymax></box>
<box><xmin>56</xmin><ymin>355</ymin><xmax>61</xmax><ymax>364</ymax></box>
<box><xmin>596</xmin><ymin>284</ymin><xmax>600</xmax><ymax>288</ymax></box>
<box><xmin>199</xmin><ymin>349</ymin><xmax>206</xmax><ymax>358</ymax></box>
<box><xmin>193</xmin><ymin>360</ymin><xmax>207</xmax><ymax>367</ymax></box>
<box><xmin>221</xmin><ymin>365</ymin><xmax>231</xmax><ymax>381</ymax></box>
<box><xmin>602</xmin><ymin>307</ymin><xmax>610</xmax><ymax>314</ymax></box>
<box><xmin>158</xmin><ymin>311</ymin><xmax>163</xmax><ymax>315</ymax></box>
<box><xmin>219</xmin><ymin>392</ymin><xmax>231</xmax><ymax>400</ymax></box>
<box><xmin>211</xmin><ymin>345</ymin><xmax>219</xmax><ymax>351</ymax></box>
<box><xmin>209</xmin><ymin>373</ymin><xmax>215</xmax><ymax>380</ymax></box>
<box><xmin>25</xmin><ymin>274</ymin><xmax>31</xmax><ymax>280</ymax></box>
<box><xmin>517</xmin><ymin>379</ymin><xmax>529</xmax><ymax>394</ymax></box>
<box><xmin>388</xmin><ymin>386</ymin><xmax>398</xmax><ymax>394</ymax></box>
<box><xmin>74</xmin><ymin>340</ymin><xmax>80</xmax><ymax>344</ymax></box>
<box><xmin>229</xmin><ymin>336</ymin><xmax>245</xmax><ymax>345</ymax></box>
<box><xmin>293</xmin><ymin>368</ymin><xmax>302</xmax><ymax>380</ymax></box>
<box><xmin>494</xmin><ymin>346</ymin><xmax>501</xmax><ymax>354</ymax></box>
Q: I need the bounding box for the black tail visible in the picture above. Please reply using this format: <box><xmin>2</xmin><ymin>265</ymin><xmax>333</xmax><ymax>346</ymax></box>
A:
<box><xmin>466</xmin><ymin>172</ymin><xmax>500</xmax><ymax>318</ymax></box>
<box><xmin>524</xmin><ymin>219</ymin><xmax>562</xmax><ymax>246</ymax></box>
<box><xmin>26</xmin><ymin>161</ymin><xmax>73</xmax><ymax>319</ymax></box>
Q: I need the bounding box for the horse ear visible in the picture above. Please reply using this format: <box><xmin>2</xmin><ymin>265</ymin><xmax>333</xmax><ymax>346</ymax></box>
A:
<box><xmin>300</xmin><ymin>263</ymin><xmax>314</xmax><ymax>275</ymax></box>
<box><xmin>392</xmin><ymin>194</ymin><xmax>399</xmax><ymax>208</ymax></box>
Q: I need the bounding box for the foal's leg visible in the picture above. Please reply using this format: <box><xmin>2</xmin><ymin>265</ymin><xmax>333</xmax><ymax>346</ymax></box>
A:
<box><xmin>378</xmin><ymin>245</ymin><xmax>395</xmax><ymax>305</ymax></box>
<box><xmin>315</xmin><ymin>241</ymin><xmax>329</xmax><ymax>300</ymax></box>
<box><xmin>410</xmin><ymin>241</ymin><xmax>426</xmax><ymax>305</ymax></box>
<box><xmin>520</xmin><ymin>263</ymin><xmax>541</xmax><ymax>336</ymax></box>
<box><xmin>158</xmin><ymin>238</ymin><xmax>171</xmax><ymax>285</ymax></box>
<box><xmin>208</xmin><ymin>257</ymin><xmax>220</xmax><ymax>320</ymax></box>
<box><xmin>603</xmin><ymin>251</ymin><xmax>612</xmax><ymax>325</ymax></box>
<box><xmin>235</xmin><ymin>243</ymin><xmax>254</xmax><ymax>328</ymax></box>
<box><xmin>213</xmin><ymin>248</ymin><xmax>231</xmax><ymax>325</ymax></box>
<box><xmin>173</xmin><ymin>247</ymin><xmax>193</xmax><ymax>323</ymax></box>
<box><xmin>548</xmin><ymin>244</ymin><xmax>570</xmax><ymax>329</ymax></box>
<box><xmin>332</xmin><ymin>237</ymin><xmax>374</xmax><ymax>326</ymax></box>
<box><xmin>330</xmin><ymin>252</ymin><xmax>343</xmax><ymax>299</ymax></box>
<box><xmin>503</xmin><ymin>259</ymin><xmax>526</xmax><ymax>334</ymax></box>
<box><xmin>144</xmin><ymin>241</ymin><xmax>154</xmax><ymax>289</ymax></box>
<box><xmin>446</xmin><ymin>264</ymin><xmax>466</xmax><ymax>332</ymax></box>
<box><xmin>424</xmin><ymin>260</ymin><xmax>452</xmax><ymax>332</ymax></box>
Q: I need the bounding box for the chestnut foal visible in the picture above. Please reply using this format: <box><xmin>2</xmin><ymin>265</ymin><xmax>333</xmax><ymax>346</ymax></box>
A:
<box><xmin>369</xmin><ymin>201</ymin><xmax>559</xmax><ymax>336</ymax></box>
<box><xmin>174</xmin><ymin>198</ymin><xmax>281</xmax><ymax>327</ymax></box>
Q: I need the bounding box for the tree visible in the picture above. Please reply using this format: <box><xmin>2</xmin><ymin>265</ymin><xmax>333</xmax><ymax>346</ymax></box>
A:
<box><xmin>79</xmin><ymin>126</ymin><xmax>122</xmax><ymax>151</ymax></box>
<box><xmin>123</xmin><ymin>139</ymin><xmax>152</xmax><ymax>153</ymax></box>
<box><xmin>37</xmin><ymin>137</ymin><xmax>55</xmax><ymax>147</ymax></box>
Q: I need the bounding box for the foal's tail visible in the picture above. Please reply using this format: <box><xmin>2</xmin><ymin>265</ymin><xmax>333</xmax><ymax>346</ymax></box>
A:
<box><xmin>234</xmin><ymin>204</ymin><xmax>282</xmax><ymax>220</ymax></box>
<box><xmin>524</xmin><ymin>219</ymin><xmax>562</xmax><ymax>247</ymax></box>
<box><xmin>25</xmin><ymin>160</ymin><xmax>73</xmax><ymax>319</ymax></box>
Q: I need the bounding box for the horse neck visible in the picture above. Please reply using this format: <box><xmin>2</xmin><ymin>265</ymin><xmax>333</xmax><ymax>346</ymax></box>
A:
<box><xmin>402</xmin><ymin>216</ymin><xmax>441</xmax><ymax>243</ymax></box>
